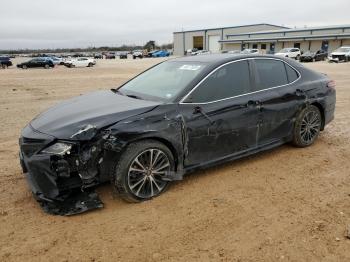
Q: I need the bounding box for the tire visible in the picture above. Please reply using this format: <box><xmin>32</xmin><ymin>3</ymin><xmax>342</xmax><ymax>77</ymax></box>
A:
<box><xmin>292</xmin><ymin>105</ymin><xmax>322</xmax><ymax>147</ymax></box>
<box><xmin>44</xmin><ymin>64</ymin><xmax>50</xmax><ymax>69</ymax></box>
<box><xmin>1</xmin><ymin>64</ymin><xmax>6</xmax><ymax>69</ymax></box>
<box><xmin>88</xmin><ymin>63</ymin><xmax>93</xmax><ymax>67</ymax></box>
<box><xmin>296</xmin><ymin>55</ymin><xmax>300</xmax><ymax>60</ymax></box>
<box><xmin>22</xmin><ymin>65</ymin><xmax>27</xmax><ymax>69</ymax></box>
<box><xmin>112</xmin><ymin>140</ymin><xmax>175</xmax><ymax>202</ymax></box>
<box><xmin>133</xmin><ymin>56</ymin><xmax>136</xmax><ymax>59</ymax></box>
<box><xmin>312</xmin><ymin>58</ymin><xmax>316</xmax><ymax>62</ymax></box>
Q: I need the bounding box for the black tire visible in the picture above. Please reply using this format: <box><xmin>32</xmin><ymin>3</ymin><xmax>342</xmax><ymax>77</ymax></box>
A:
<box><xmin>44</xmin><ymin>64</ymin><xmax>50</xmax><ymax>69</ymax></box>
<box><xmin>133</xmin><ymin>56</ymin><xmax>136</xmax><ymax>59</ymax></box>
<box><xmin>296</xmin><ymin>55</ymin><xmax>300</xmax><ymax>60</ymax></box>
<box><xmin>292</xmin><ymin>105</ymin><xmax>322</xmax><ymax>147</ymax></box>
<box><xmin>1</xmin><ymin>64</ymin><xmax>7</xmax><ymax>69</ymax></box>
<box><xmin>112</xmin><ymin>140</ymin><xmax>175</xmax><ymax>203</ymax></box>
<box><xmin>88</xmin><ymin>63</ymin><xmax>93</xmax><ymax>67</ymax></box>
<box><xmin>22</xmin><ymin>65</ymin><xmax>27</xmax><ymax>69</ymax></box>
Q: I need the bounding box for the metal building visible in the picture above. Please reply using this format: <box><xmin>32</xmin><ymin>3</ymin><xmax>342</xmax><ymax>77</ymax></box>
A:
<box><xmin>173</xmin><ymin>23</ymin><xmax>350</xmax><ymax>55</ymax></box>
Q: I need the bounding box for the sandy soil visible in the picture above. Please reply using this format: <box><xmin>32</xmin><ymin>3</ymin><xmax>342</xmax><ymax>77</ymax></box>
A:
<box><xmin>0</xmin><ymin>58</ymin><xmax>350</xmax><ymax>262</ymax></box>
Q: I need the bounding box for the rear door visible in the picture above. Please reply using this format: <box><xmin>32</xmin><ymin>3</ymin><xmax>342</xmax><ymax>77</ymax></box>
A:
<box><xmin>179</xmin><ymin>59</ymin><xmax>260</xmax><ymax>167</ymax></box>
<box><xmin>251</xmin><ymin>58</ymin><xmax>302</xmax><ymax>146</ymax></box>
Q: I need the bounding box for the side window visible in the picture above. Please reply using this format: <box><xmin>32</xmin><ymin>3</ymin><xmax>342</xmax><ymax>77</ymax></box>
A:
<box><xmin>285</xmin><ymin>63</ymin><xmax>299</xmax><ymax>83</ymax></box>
<box><xmin>254</xmin><ymin>59</ymin><xmax>288</xmax><ymax>91</ymax></box>
<box><xmin>188</xmin><ymin>60</ymin><xmax>251</xmax><ymax>103</ymax></box>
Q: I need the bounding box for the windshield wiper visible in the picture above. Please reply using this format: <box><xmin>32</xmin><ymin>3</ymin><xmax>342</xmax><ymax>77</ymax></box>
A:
<box><xmin>126</xmin><ymin>94</ymin><xmax>142</xmax><ymax>100</ymax></box>
<box><xmin>111</xmin><ymin>88</ymin><xmax>124</xmax><ymax>95</ymax></box>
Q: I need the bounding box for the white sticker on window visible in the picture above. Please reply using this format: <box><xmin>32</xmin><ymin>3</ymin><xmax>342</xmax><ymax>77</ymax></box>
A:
<box><xmin>179</xmin><ymin>65</ymin><xmax>201</xmax><ymax>71</ymax></box>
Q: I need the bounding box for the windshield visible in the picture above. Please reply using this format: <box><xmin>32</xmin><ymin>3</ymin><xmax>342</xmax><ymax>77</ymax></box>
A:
<box><xmin>119</xmin><ymin>61</ymin><xmax>206</xmax><ymax>102</ymax></box>
<box><xmin>334</xmin><ymin>47</ymin><xmax>350</xmax><ymax>53</ymax></box>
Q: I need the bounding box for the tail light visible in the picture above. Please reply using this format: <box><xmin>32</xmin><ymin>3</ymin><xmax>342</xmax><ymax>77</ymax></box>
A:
<box><xmin>327</xmin><ymin>80</ymin><xmax>336</xmax><ymax>89</ymax></box>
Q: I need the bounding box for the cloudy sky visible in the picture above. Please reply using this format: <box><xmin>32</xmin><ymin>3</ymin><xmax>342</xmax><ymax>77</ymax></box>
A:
<box><xmin>0</xmin><ymin>0</ymin><xmax>349</xmax><ymax>50</ymax></box>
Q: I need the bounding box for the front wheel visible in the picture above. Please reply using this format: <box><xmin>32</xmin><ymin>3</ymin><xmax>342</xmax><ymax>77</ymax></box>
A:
<box><xmin>88</xmin><ymin>63</ymin><xmax>94</xmax><ymax>67</ymax></box>
<box><xmin>112</xmin><ymin>140</ymin><xmax>174</xmax><ymax>202</ymax></box>
<box><xmin>292</xmin><ymin>105</ymin><xmax>322</xmax><ymax>147</ymax></box>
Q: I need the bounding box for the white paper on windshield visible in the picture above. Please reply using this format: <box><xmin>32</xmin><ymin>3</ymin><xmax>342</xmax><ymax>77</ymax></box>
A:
<box><xmin>179</xmin><ymin>65</ymin><xmax>201</xmax><ymax>71</ymax></box>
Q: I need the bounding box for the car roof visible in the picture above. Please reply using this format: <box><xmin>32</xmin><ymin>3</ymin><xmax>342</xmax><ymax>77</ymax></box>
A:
<box><xmin>172</xmin><ymin>54</ymin><xmax>284</xmax><ymax>64</ymax></box>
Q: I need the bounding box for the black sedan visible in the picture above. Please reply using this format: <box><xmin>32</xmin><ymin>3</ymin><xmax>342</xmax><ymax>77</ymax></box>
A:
<box><xmin>17</xmin><ymin>58</ymin><xmax>55</xmax><ymax>69</ymax></box>
<box><xmin>0</xmin><ymin>56</ymin><xmax>13</xmax><ymax>69</ymax></box>
<box><xmin>300</xmin><ymin>50</ymin><xmax>328</xmax><ymax>62</ymax></box>
<box><xmin>19</xmin><ymin>54</ymin><xmax>336</xmax><ymax>215</ymax></box>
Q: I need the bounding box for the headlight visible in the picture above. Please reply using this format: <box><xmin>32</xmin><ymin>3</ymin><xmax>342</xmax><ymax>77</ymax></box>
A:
<box><xmin>41</xmin><ymin>142</ymin><xmax>72</xmax><ymax>155</ymax></box>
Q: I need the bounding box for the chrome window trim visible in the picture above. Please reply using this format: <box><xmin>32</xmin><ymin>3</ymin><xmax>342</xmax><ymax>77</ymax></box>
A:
<box><xmin>179</xmin><ymin>57</ymin><xmax>301</xmax><ymax>105</ymax></box>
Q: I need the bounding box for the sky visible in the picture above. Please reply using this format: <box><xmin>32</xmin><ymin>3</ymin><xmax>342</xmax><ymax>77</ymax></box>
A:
<box><xmin>0</xmin><ymin>0</ymin><xmax>349</xmax><ymax>50</ymax></box>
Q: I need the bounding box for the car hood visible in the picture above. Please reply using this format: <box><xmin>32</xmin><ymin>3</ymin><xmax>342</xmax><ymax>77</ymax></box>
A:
<box><xmin>30</xmin><ymin>90</ymin><xmax>161</xmax><ymax>140</ymax></box>
<box><xmin>331</xmin><ymin>52</ymin><xmax>349</xmax><ymax>55</ymax></box>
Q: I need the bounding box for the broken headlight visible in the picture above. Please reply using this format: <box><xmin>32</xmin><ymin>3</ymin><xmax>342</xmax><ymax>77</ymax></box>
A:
<box><xmin>41</xmin><ymin>142</ymin><xmax>72</xmax><ymax>155</ymax></box>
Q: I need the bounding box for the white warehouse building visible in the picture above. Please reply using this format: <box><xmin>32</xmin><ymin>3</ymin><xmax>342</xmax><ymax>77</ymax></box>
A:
<box><xmin>173</xmin><ymin>23</ymin><xmax>350</xmax><ymax>56</ymax></box>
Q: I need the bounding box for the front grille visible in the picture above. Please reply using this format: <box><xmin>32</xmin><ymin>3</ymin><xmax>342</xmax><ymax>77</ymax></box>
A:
<box><xmin>20</xmin><ymin>137</ymin><xmax>47</xmax><ymax>157</ymax></box>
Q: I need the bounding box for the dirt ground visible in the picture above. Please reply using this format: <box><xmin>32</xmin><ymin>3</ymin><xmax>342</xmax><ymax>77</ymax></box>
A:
<box><xmin>0</xmin><ymin>57</ymin><xmax>350</xmax><ymax>262</ymax></box>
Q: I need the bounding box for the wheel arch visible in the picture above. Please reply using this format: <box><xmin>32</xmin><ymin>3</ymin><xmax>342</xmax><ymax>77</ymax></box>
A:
<box><xmin>310</xmin><ymin>102</ymin><xmax>325</xmax><ymax>130</ymax></box>
<box><xmin>127</xmin><ymin>136</ymin><xmax>180</xmax><ymax>171</ymax></box>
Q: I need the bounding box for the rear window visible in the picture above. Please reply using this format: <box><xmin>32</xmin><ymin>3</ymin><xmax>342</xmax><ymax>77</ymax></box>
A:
<box><xmin>285</xmin><ymin>64</ymin><xmax>299</xmax><ymax>83</ymax></box>
<box><xmin>254</xmin><ymin>59</ymin><xmax>288</xmax><ymax>91</ymax></box>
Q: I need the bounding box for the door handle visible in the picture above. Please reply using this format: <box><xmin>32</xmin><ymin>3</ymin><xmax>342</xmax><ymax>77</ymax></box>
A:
<box><xmin>295</xmin><ymin>89</ymin><xmax>305</xmax><ymax>96</ymax></box>
<box><xmin>193</xmin><ymin>106</ymin><xmax>214</xmax><ymax>124</ymax></box>
<box><xmin>246</xmin><ymin>100</ymin><xmax>261</xmax><ymax>108</ymax></box>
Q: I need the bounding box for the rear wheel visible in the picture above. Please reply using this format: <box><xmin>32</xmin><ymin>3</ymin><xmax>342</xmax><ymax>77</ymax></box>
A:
<box><xmin>292</xmin><ymin>105</ymin><xmax>322</xmax><ymax>147</ymax></box>
<box><xmin>296</xmin><ymin>54</ymin><xmax>300</xmax><ymax>60</ymax></box>
<box><xmin>1</xmin><ymin>64</ymin><xmax>7</xmax><ymax>69</ymax></box>
<box><xmin>22</xmin><ymin>65</ymin><xmax>27</xmax><ymax>69</ymax></box>
<box><xmin>112</xmin><ymin>140</ymin><xmax>174</xmax><ymax>202</ymax></box>
<box><xmin>44</xmin><ymin>64</ymin><xmax>50</xmax><ymax>69</ymax></box>
<box><xmin>88</xmin><ymin>63</ymin><xmax>93</xmax><ymax>67</ymax></box>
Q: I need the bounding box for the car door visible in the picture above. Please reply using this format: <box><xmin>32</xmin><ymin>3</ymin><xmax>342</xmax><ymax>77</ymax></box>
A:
<box><xmin>251</xmin><ymin>58</ymin><xmax>303</xmax><ymax>146</ymax></box>
<box><xmin>179</xmin><ymin>59</ymin><xmax>260</xmax><ymax>167</ymax></box>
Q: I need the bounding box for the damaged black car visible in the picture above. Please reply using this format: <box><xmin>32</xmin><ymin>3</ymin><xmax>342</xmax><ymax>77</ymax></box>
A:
<box><xmin>19</xmin><ymin>54</ymin><xmax>336</xmax><ymax>215</ymax></box>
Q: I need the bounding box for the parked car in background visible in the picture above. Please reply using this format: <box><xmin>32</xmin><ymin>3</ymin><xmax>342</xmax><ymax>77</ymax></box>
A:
<box><xmin>241</xmin><ymin>49</ymin><xmax>260</xmax><ymax>54</ymax></box>
<box><xmin>64</xmin><ymin>57</ymin><xmax>96</xmax><ymax>68</ymax></box>
<box><xmin>94</xmin><ymin>53</ymin><xmax>103</xmax><ymax>59</ymax></box>
<box><xmin>275</xmin><ymin>48</ymin><xmax>301</xmax><ymax>59</ymax></box>
<box><xmin>119</xmin><ymin>52</ymin><xmax>128</xmax><ymax>59</ymax></box>
<box><xmin>49</xmin><ymin>56</ymin><xmax>64</xmax><ymax>65</ymax></box>
<box><xmin>0</xmin><ymin>56</ymin><xmax>13</xmax><ymax>69</ymax></box>
<box><xmin>17</xmin><ymin>58</ymin><xmax>54</xmax><ymax>69</ymax></box>
<box><xmin>191</xmin><ymin>50</ymin><xmax>210</xmax><ymax>56</ymax></box>
<box><xmin>300</xmin><ymin>50</ymin><xmax>328</xmax><ymax>62</ymax></box>
<box><xmin>146</xmin><ymin>50</ymin><xmax>159</xmax><ymax>57</ymax></box>
<box><xmin>105</xmin><ymin>53</ymin><xmax>116</xmax><ymax>59</ymax></box>
<box><xmin>227</xmin><ymin>50</ymin><xmax>241</xmax><ymax>55</ymax></box>
<box><xmin>152</xmin><ymin>50</ymin><xmax>170</xmax><ymax>57</ymax></box>
<box><xmin>19</xmin><ymin>54</ymin><xmax>336</xmax><ymax>215</ymax></box>
<box><xmin>328</xmin><ymin>46</ymin><xmax>350</xmax><ymax>62</ymax></box>
<box><xmin>132</xmin><ymin>50</ymin><xmax>144</xmax><ymax>59</ymax></box>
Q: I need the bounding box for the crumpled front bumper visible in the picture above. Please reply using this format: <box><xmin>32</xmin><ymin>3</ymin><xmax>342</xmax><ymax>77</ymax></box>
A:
<box><xmin>19</xmin><ymin>125</ymin><xmax>103</xmax><ymax>215</ymax></box>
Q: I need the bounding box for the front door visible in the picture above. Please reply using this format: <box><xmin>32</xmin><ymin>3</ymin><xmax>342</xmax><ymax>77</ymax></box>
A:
<box><xmin>179</xmin><ymin>59</ymin><xmax>260</xmax><ymax>167</ymax></box>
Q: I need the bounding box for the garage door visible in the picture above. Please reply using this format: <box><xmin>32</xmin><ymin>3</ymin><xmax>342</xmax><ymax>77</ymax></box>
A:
<box><xmin>208</xmin><ymin>35</ymin><xmax>220</xmax><ymax>53</ymax></box>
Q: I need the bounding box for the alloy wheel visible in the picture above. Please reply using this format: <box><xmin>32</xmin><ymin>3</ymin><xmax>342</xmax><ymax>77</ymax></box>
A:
<box><xmin>300</xmin><ymin>110</ymin><xmax>321</xmax><ymax>144</ymax></box>
<box><xmin>127</xmin><ymin>148</ymin><xmax>170</xmax><ymax>199</ymax></box>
